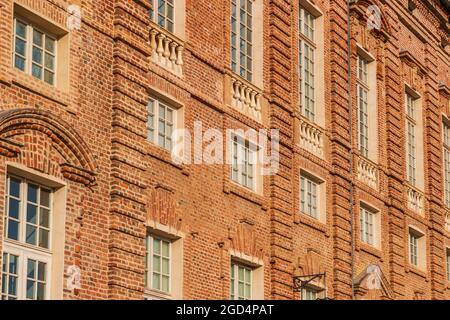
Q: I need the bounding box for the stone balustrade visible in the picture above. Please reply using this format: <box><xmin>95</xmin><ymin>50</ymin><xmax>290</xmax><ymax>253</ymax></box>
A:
<box><xmin>357</xmin><ymin>157</ymin><xmax>378</xmax><ymax>189</ymax></box>
<box><xmin>149</xmin><ymin>22</ymin><xmax>184</xmax><ymax>76</ymax></box>
<box><xmin>406</xmin><ymin>186</ymin><xmax>424</xmax><ymax>214</ymax></box>
<box><xmin>230</xmin><ymin>75</ymin><xmax>262</xmax><ymax>121</ymax></box>
<box><xmin>299</xmin><ymin>117</ymin><xmax>324</xmax><ymax>158</ymax></box>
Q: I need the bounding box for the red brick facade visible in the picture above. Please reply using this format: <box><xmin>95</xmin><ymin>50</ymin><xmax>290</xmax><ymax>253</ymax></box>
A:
<box><xmin>0</xmin><ymin>0</ymin><xmax>449</xmax><ymax>300</ymax></box>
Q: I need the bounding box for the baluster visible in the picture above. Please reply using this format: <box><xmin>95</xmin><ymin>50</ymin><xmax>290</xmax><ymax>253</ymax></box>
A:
<box><xmin>169</xmin><ymin>42</ymin><xmax>177</xmax><ymax>71</ymax></box>
<box><xmin>150</xmin><ymin>29</ymin><xmax>158</xmax><ymax>62</ymax></box>
<box><xmin>163</xmin><ymin>38</ymin><xmax>171</xmax><ymax>66</ymax></box>
<box><xmin>176</xmin><ymin>46</ymin><xmax>184</xmax><ymax>75</ymax></box>
<box><xmin>156</xmin><ymin>34</ymin><xmax>165</xmax><ymax>63</ymax></box>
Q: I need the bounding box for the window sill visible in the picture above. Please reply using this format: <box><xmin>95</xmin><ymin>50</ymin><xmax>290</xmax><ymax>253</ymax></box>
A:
<box><xmin>146</xmin><ymin>142</ymin><xmax>189</xmax><ymax>176</ymax></box>
<box><xmin>11</xmin><ymin>68</ymin><xmax>71</xmax><ymax>109</ymax></box>
<box><xmin>405</xmin><ymin>264</ymin><xmax>428</xmax><ymax>280</ymax></box>
<box><xmin>144</xmin><ymin>288</ymin><xmax>173</xmax><ymax>300</ymax></box>
<box><xmin>295</xmin><ymin>212</ymin><xmax>328</xmax><ymax>235</ymax></box>
<box><xmin>224</xmin><ymin>180</ymin><xmax>267</xmax><ymax>210</ymax></box>
<box><xmin>358</xmin><ymin>242</ymin><xmax>383</xmax><ymax>259</ymax></box>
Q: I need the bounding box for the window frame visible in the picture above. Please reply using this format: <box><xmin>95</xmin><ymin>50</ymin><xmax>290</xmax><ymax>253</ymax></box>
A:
<box><xmin>147</xmin><ymin>97</ymin><xmax>178</xmax><ymax>152</ymax></box>
<box><xmin>230</xmin><ymin>135</ymin><xmax>258</xmax><ymax>191</ymax></box>
<box><xmin>231</xmin><ymin>0</ymin><xmax>254</xmax><ymax>82</ymax></box>
<box><xmin>356</xmin><ymin>55</ymin><xmax>370</xmax><ymax>158</ymax></box>
<box><xmin>4</xmin><ymin>175</ymin><xmax>53</xmax><ymax>251</ymax></box>
<box><xmin>145</xmin><ymin>234</ymin><xmax>172</xmax><ymax>296</ymax></box>
<box><xmin>299</xmin><ymin>7</ymin><xmax>316</xmax><ymax>122</ymax></box>
<box><xmin>409</xmin><ymin>232</ymin><xmax>419</xmax><ymax>267</ymax></box>
<box><xmin>12</xmin><ymin>17</ymin><xmax>57</xmax><ymax>86</ymax></box>
<box><xmin>302</xmin><ymin>287</ymin><xmax>318</xmax><ymax>300</ymax></box>
<box><xmin>1</xmin><ymin>243</ymin><xmax>51</xmax><ymax>300</ymax></box>
<box><xmin>230</xmin><ymin>262</ymin><xmax>252</xmax><ymax>300</ymax></box>
<box><xmin>360</xmin><ymin>205</ymin><xmax>376</xmax><ymax>246</ymax></box>
<box><xmin>300</xmin><ymin>173</ymin><xmax>320</xmax><ymax>219</ymax></box>
<box><xmin>149</xmin><ymin>0</ymin><xmax>175</xmax><ymax>33</ymax></box>
<box><xmin>406</xmin><ymin>93</ymin><xmax>417</xmax><ymax>186</ymax></box>
<box><xmin>2</xmin><ymin>175</ymin><xmax>53</xmax><ymax>301</ymax></box>
<box><xmin>443</xmin><ymin>119</ymin><xmax>450</xmax><ymax>207</ymax></box>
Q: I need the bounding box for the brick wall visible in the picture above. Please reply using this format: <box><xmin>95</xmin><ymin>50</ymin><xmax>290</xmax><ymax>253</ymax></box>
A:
<box><xmin>0</xmin><ymin>0</ymin><xmax>449</xmax><ymax>300</ymax></box>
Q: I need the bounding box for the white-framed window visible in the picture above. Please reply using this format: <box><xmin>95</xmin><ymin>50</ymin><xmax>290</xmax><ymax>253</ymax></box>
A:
<box><xmin>230</xmin><ymin>262</ymin><xmax>252</xmax><ymax>300</ymax></box>
<box><xmin>149</xmin><ymin>0</ymin><xmax>175</xmax><ymax>33</ymax></box>
<box><xmin>302</xmin><ymin>287</ymin><xmax>318</xmax><ymax>300</ymax></box>
<box><xmin>145</xmin><ymin>234</ymin><xmax>171</xmax><ymax>294</ymax></box>
<box><xmin>357</xmin><ymin>55</ymin><xmax>369</xmax><ymax>158</ymax></box>
<box><xmin>300</xmin><ymin>174</ymin><xmax>319</xmax><ymax>219</ymax></box>
<box><xmin>409</xmin><ymin>232</ymin><xmax>419</xmax><ymax>266</ymax></box>
<box><xmin>231</xmin><ymin>0</ymin><xmax>253</xmax><ymax>82</ymax></box>
<box><xmin>443</xmin><ymin>120</ymin><xmax>450</xmax><ymax>207</ymax></box>
<box><xmin>406</xmin><ymin>93</ymin><xmax>417</xmax><ymax>186</ymax></box>
<box><xmin>147</xmin><ymin>97</ymin><xmax>178</xmax><ymax>151</ymax></box>
<box><xmin>360</xmin><ymin>205</ymin><xmax>376</xmax><ymax>246</ymax></box>
<box><xmin>2</xmin><ymin>175</ymin><xmax>53</xmax><ymax>300</ymax></box>
<box><xmin>299</xmin><ymin>7</ymin><xmax>316</xmax><ymax>121</ymax></box>
<box><xmin>12</xmin><ymin>17</ymin><xmax>56</xmax><ymax>86</ymax></box>
<box><xmin>231</xmin><ymin>135</ymin><xmax>257</xmax><ymax>190</ymax></box>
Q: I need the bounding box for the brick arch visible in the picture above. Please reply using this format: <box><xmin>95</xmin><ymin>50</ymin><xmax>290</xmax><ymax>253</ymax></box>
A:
<box><xmin>351</xmin><ymin>0</ymin><xmax>392</xmax><ymax>36</ymax></box>
<box><xmin>0</xmin><ymin>108</ymin><xmax>97</xmax><ymax>186</ymax></box>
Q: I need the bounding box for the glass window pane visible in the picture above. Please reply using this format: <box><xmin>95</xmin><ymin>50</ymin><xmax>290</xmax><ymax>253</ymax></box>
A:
<box><xmin>44</xmin><ymin>70</ymin><xmax>54</xmax><ymax>85</ymax></box>
<box><xmin>39</xmin><ymin>229</ymin><xmax>49</xmax><ymax>249</ymax></box>
<box><xmin>162</xmin><ymin>258</ymin><xmax>169</xmax><ymax>274</ymax></box>
<box><xmin>238</xmin><ymin>267</ymin><xmax>244</xmax><ymax>281</ymax></box>
<box><xmin>45</xmin><ymin>37</ymin><xmax>55</xmax><ymax>53</ymax></box>
<box><xmin>33</xmin><ymin>30</ymin><xmax>43</xmax><ymax>46</ymax></box>
<box><xmin>40</xmin><ymin>208</ymin><xmax>50</xmax><ymax>228</ymax></box>
<box><xmin>28</xmin><ymin>184</ymin><xmax>38</xmax><ymax>203</ymax></box>
<box><xmin>15</xmin><ymin>38</ymin><xmax>26</xmax><ymax>56</ymax></box>
<box><xmin>27</xmin><ymin>203</ymin><xmax>37</xmax><ymax>223</ymax></box>
<box><xmin>152</xmin><ymin>274</ymin><xmax>160</xmax><ymax>290</ymax></box>
<box><xmin>2</xmin><ymin>253</ymin><xmax>6</xmax><ymax>273</ymax></box>
<box><xmin>7</xmin><ymin>220</ymin><xmax>19</xmax><ymax>241</ymax></box>
<box><xmin>1</xmin><ymin>274</ymin><xmax>6</xmax><ymax>294</ymax></box>
<box><xmin>8</xmin><ymin>198</ymin><xmax>20</xmax><ymax>219</ymax></box>
<box><xmin>162</xmin><ymin>241</ymin><xmax>170</xmax><ymax>257</ymax></box>
<box><xmin>9</xmin><ymin>255</ymin><xmax>18</xmax><ymax>275</ymax></box>
<box><xmin>153</xmin><ymin>256</ymin><xmax>161</xmax><ymax>272</ymax></box>
<box><xmin>14</xmin><ymin>56</ymin><xmax>26</xmax><ymax>71</ymax></box>
<box><xmin>161</xmin><ymin>275</ymin><xmax>169</xmax><ymax>292</ymax></box>
<box><xmin>153</xmin><ymin>239</ymin><xmax>161</xmax><ymax>255</ymax></box>
<box><xmin>238</xmin><ymin>282</ymin><xmax>244</xmax><ymax>297</ymax></box>
<box><xmin>9</xmin><ymin>179</ymin><xmax>21</xmax><ymax>198</ymax></box>
<box><xmin>26</xmin><ymin>225</ymin><xmax>37</xmax><ymax>245</ymax></box>
<box><xmin>32</xmin><ymin>64</ymin><xmax>42</xmax><ymax>79</ymax></box>
<box><xmin>44</xmin><ymin>53</ymin><xmax>55</xmax><ymax>70</ymax></box>
<box><xmin>8</xmin><ymin>277</ymin><xmax>17</xmax><ymax>296</ymax></box>
<box><xmin>38</xmin><ymin>262</ymin><xmax>46</xmax><ymax>281</ymax></box>
<box><xmin>40</xmin><ymin>189</ymin><xmax>50</xmax><ymax>207</ymax></box>
<box><xmin>15</xmin><ymin>21</ymin><xmax>26</xmax><ymax>38</ymax></box>
<box><xmin>27</xmin><ymin>259</ymin><xmax>36</xmax><ymax>279</ymax></box>
<box><xmin>37</xmin><ymin>283</ymin><xmax>45</xmax><ymax>300</ymax></box>
<box><xmin>26</xmin><ymin>280</ymin><xmax>35</xmax><ymax>299</ymax></box>
<box><xmin>32</xmin><ymin>47</ymin><xmax>43</xmax><ymax>64</ymax></box>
